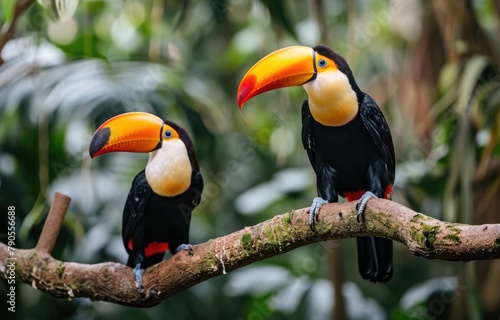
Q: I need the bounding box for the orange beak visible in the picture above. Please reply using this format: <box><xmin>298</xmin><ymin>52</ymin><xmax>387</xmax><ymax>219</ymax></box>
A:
<box><xmin>89</xmin><ymin>112</ymin><xmax>164</xmax><ymax>158</ymax></box>
<box><xmin>237</xmin><ymin>46</ymin><xmax>316</xmax><ymax>108</ymax></box>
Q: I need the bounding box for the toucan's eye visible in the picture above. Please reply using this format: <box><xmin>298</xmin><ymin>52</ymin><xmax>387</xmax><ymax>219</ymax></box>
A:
<box><xmin>164</xmin><ymin>130</ymin><xmax>173</xmax><ymax>139</ymax></box>
<box><xmin>318</xmin><ymin>59</ymin><xmax>327</xmax><ymax>68</ymax></box>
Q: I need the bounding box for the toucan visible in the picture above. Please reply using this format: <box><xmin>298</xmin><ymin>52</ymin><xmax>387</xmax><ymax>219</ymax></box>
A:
<box><xmin>89</xmin><ymin>112</ymin><xmax>204</xmax><ymax>292</ymax></box>
<box><xmin>237</xmin><ymin>45</ymin><xmax>395</xmax><ymax>283</ymax></box>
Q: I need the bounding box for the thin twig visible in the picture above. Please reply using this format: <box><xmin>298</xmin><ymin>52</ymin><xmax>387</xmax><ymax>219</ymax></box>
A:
<box><xmin>0</xmin><ymin>0</ymin><xmax>36</xmax><ymax>65</ymax></box>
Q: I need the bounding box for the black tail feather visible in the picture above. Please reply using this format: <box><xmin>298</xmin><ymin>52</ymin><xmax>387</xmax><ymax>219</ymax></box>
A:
<box><xmin>356</xmin><ymin>237</ymin><xmax>393</xmax><ymax>283</ymax></box>
<box><xmin>374</xmin><ymin>237</ymin><xmax>393</xmax><ymax>282</ymax></box>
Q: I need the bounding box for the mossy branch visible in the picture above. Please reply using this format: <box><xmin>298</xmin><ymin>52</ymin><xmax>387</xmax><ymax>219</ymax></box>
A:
<box><xmin>1</xmin><ymin>193</ymin><xmax>499</xmax><ymax>307</ymax></box>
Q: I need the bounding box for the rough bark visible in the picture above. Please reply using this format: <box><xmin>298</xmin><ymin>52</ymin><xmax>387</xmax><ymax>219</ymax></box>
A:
<box><xmin>1</xmin><ymin>193</ymin><xmax>499</xmax><ymax>307</ymax></box>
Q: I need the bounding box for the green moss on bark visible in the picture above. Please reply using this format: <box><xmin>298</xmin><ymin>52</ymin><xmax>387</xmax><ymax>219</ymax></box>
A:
<box><xmin>443</xmin><ymin>225</ymin><xmax>462</xmax><ymax>244</ymax></box>
<box><xmin>494</xmin><ymin>237</ymin><xmax>500</xmax><ymax>249</ymax></box>
<box><xmin>443</xmin><ymin>234</ymin><xmax>461</xmax><ymax>244</ymax></box>
<box><xmin>281</xmin><ymin>212</ymin><xmax>292</xmax><ymax>234</ymax></box>
<box><xmin>56</xmin><ymin>262</ymin><xmax>65</xmax><ymax>279</ymax></box>
<box><xmin>241</xmin><ymin>233</ymin><xmax>254</xmax><ymax>253</ymax></box>
<box><xmin>410</xmin><ymin>224</ymin><xmax>440</xmax><ymax>249</ymax></box>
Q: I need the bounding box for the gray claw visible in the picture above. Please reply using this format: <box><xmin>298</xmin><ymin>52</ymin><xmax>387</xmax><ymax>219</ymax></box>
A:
<box><xmin>133</xmin><ymin>263</ymin><xmax>144</xmax><ymax>293</ymax></box>
<box><xmin>356</xmin><ymin>191</ymin><xmax>377</xmax><ymax>222</ymax></box>
<box><xmin>309</xmin><ymin>197</ymin><xmax>328</xmax><ymax>231</ymax></box>
<box><xmin>175</xmin><ymin>244</ymin><xmax>194</xmax><ymax>255</ymax></box>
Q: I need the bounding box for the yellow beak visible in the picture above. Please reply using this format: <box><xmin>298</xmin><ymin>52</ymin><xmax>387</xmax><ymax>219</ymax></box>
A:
<box><xmin>89</xmin><ymin>112</ymin><xmax>164</xmax><ymax>158</ymax></box>
<box><xmin>237</xmin><ymin>46</ymin><xmax>316</xmax><ymax>108</ymax></box>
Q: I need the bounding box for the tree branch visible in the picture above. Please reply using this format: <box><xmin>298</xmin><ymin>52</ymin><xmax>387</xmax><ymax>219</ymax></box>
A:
<box><xmin>35</xmin><ymin>192</ymin><xmax>71</xmax><ymax>254</ymax></box>
<box><xmin>0</xmin><ymin>0</ymin><xmax>36</xmax><ymax>65</ymax></box>
<box><xmin>1</xmin><ymin>194</ymin><xmax>499</xmax><ymax>307</ymax></box>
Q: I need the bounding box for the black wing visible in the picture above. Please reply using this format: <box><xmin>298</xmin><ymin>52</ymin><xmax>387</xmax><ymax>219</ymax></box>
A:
<box><xmin>359</xmin><ymin>94</ymin><xmax>396</xmax><ymax>181</ymax></box>
<box><xmin>190</xmin><ymin>170</ymin><xmax>204</xmax><ymax>207</ymax></box>
<box><xmin>301</xmin><ymin>99</ymin><xmax>316</xmax><ymax>173</ymax></box>
<box><xmin>122</xmin><ymin>169</ymin><xmax>152</xmax><ymax>252</ymax></box>
<box><xmin>172</xmin><ymin>170</ymin><xmax>203</xmax><ymax>235</ymax></box>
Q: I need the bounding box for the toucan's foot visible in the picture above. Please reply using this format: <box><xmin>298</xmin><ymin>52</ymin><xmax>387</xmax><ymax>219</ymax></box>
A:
<box><xmin>133</xmin><ymin>263</ymin><xmax>145</xmax><ymax>293</ymax></box>
<box><xmin>309</xmin><ymin>197</ymin><xmax>328</xmax><ymax>231</ymax></box>
<box><xmin>175</xmin><ymin>244</ymin><xmax>194</xmax><ymax>255</ymax></box>
<box><xmin>356</xmin><ymin>191</ymin><xmax>377</xmax><ymax>222</ymax></box>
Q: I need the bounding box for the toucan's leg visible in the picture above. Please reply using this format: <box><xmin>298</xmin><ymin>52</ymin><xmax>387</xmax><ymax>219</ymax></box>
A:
<box><xmin>133</xmin><ymin>255</ymin><xmax>145</xmax><ymax>293</ymax></box>
<box><xmin>309</xmin><ymin>197</ymin><xmax>329</xmax><ymax>231</ymax></box>
<box><xmin>356</xmin><ymin>191</ymin><xmax>377</xmax><ymax>222</ymax></box>
<box><xmin>175</xmin><ymin>244</ymin><xmax>194</xmax><ymax>255</ymax></box>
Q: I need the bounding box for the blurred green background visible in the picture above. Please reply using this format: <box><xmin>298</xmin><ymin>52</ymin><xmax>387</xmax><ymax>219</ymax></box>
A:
<box><xmin>1</xmin><ymin>0</ymin><xmax>499</xmax><ymax>319</ymax></box>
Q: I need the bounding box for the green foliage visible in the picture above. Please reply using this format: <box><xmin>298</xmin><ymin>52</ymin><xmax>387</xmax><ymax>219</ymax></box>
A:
<box><xmin>0</xmin><ymin>0</ymin><xmax>15</xmax><ymax>23</ymax></box>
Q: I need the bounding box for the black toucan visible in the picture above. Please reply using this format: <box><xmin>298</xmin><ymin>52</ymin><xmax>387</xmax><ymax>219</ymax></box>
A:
<box><xmin>237</xmin><ymin>45</ymin><xmax>395</xmax><ymax>283</ymax></box>
<box><xmin>89</xmin><ymin>112</ymin><xmax>203</xmax><ymax>292</ymax></box>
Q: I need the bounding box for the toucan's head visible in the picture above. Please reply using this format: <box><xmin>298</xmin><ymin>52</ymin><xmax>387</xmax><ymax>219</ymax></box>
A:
<box><xmin>89</xmin><ymin>112</ymin><xmax>196</xmax><ymax>197</ymax></box>
<box><xmin>237</xmin><ymin>45</ymin><xmax>363</xmax><ymax>126</ymax></box>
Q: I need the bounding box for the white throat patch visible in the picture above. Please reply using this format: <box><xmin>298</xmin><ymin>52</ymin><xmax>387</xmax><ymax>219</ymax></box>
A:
<box><xmin>303</xmin><ymin>70</ymin><xmax>358</xmax><ymax>127</ymax></box>
<box><xmin>145</xmin><ymin>139</ymin><xmax>192</xmax><ymax>197</ymax></box>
